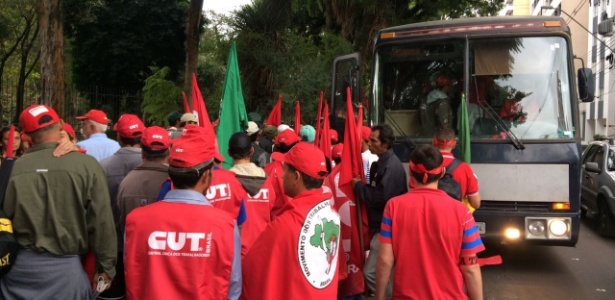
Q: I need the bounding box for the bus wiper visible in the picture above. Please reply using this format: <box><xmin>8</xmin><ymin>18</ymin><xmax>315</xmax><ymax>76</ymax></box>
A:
<box><xmin>481</xmin><ymin>101</ymin><xmax>526</xmax><ymax>150</ymax></box>
<box><xmin>384</xmin><ymin>112</ymin><xmax>417</xmax><ymax>152</ymax></box>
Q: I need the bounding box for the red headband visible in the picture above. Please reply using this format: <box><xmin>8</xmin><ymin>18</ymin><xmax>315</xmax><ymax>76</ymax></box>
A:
<box><xmin>409</xmin><ymin>161</ymin><xmax>443</xmax><ymax>184</ymax></box>
<box><xmin>432</xmin><ymin>137</ymin><xmax>455</xmax><ymax>148</ymax></box>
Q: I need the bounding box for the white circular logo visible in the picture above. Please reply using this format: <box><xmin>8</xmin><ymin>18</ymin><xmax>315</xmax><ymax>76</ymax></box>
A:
<box><xmin>297</xmin><ymin>199</ymin><xmax>341</xmax><ymax>289</ymax></box>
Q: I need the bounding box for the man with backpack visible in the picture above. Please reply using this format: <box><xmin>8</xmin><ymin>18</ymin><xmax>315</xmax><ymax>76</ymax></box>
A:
<box><xmin>432</xmin><ymin>126</ymin><xmax>481</xmax><ymax>210</ymax></box>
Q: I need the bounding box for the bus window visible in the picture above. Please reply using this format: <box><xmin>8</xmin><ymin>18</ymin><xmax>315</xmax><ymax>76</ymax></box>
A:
<box><xmin>470</xmin><ymin>37</ymin><xmax>574</xmax><ymax>140</ymax></box>
<box><xmin>373</xmin><ymin>40</ymin><xmax>465</xmax><ymax>138</ymax></box>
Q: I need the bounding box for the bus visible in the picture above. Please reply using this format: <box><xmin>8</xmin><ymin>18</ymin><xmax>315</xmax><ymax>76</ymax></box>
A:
<box><xmin>331</xmin><ymin>16</ymin><xmax>594</xmax><ymax>246</ymax></box>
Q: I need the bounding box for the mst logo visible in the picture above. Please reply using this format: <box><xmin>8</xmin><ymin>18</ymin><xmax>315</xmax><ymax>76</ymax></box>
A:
<box><xmin>148</xmin><ymin>231</ymin><xmax>212</xmax><ymax>258</ymax></box>
<box><xmin>298</xmin><ymin>200</ymin><xmax>341</xmax><ymax>289</ymax></box>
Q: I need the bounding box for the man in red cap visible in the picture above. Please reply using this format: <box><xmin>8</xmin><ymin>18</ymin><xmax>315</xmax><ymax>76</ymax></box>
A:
<box><xmin>98</xmin><ymin>113</ymin><xmax>145</xmax><ymax>300</ymax></box>
<box><xmin>242</xmin><ymin>142</ymin><xmax>340</xmax><ymax>299</ymax></box>
<box><xmin>361</xmin><ymin>125</ymin><xmax>379</xmax><ymax>184</ymax></box>
<box><xmin>376</xmin><ymin>145</ymin><xmax>483</xmax><ymax>300</ymax></box>
<box><xmin>330</xmin><ymin>128</ymin><xmax>339</xmax><ymax>145</ymax></box>
<box><xmin>1</xmin><ymin>104</ymin><xmax>116</xmax><ymax>299</ymax></box>
<box><xmin>76</xmin><ymin>109</ymin><xmax>120</xmax><ymax>161</ymax></box>
<box><xmin>124</xmin><ymin>125</ymin><xmax>241</xmax><ymax>300</ymax></box>
<box><xmin>265</xmin><ymin>129</ymin><xmax>300</xmax><ymax>217</ymax></box>
<box><xmin>117</xmin><ymin>126</ymin><xmax>171</xmax><ymax>243</ymax></box>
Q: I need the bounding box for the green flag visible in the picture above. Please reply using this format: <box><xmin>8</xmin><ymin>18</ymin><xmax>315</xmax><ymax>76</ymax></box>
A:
<box><xmin>217</xmin><ymin>42</ymin><xmax>248</xmax><ymax>169</ymax></box>
<box><xmin>459</xmin><ymin>93</ymin><xmax>471</xmax><ymax>163</ymax></box>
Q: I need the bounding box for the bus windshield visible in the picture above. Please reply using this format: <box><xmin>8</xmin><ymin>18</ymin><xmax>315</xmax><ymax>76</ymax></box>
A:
<box><xmin>373</xmin><ymin>36</ymin><xmax>574</xmax><ymax>140</ymax></box>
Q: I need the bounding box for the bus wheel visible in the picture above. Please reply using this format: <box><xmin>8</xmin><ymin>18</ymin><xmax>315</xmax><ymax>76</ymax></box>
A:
<box><xmin>598</xmin><ymin>200</ymin><xmax>615</xmax><ymax>237</ymax></box>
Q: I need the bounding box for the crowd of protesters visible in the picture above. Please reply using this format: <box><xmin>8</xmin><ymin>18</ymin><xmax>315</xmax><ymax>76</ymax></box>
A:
<box><xmin>0</xmin><ymin>104</ymin><xmax>484</xmax><ymax>300</ymax></box>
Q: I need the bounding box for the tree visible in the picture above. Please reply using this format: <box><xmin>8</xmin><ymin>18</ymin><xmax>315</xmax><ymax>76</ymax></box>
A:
<box><xmin>14</xmin><ymin>4</ymin><xmax>39</xmax><ymax>123</ymax></box>
<box><xmin>37</xmin><ymin>0</ymin><xmax>65</xmax><ymax>117</ymax></box>
<box><xmin>183</xmin><ymin>0</ymin><xmax>205</xmax><ymax>99</ymax></box>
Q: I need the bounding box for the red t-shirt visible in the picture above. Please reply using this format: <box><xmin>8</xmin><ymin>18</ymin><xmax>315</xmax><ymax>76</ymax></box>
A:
<box><xmin>205</xmin><ymin>169</ymin><xmax>247</xmax><ymax>224</ymax></box>
<box><xmin>379</xmin><ymin>188</ymin><xmax>484</xmax><ymax>299</ymax></box>
<box><xmin>241</xmin><ymin>188</ymin><xmax>341</xmax><ymax>299</ymax></box>
<box><xmin>441</xmin><ymin>152</ymin><xmax>479</xmax><ymax>198</ymax></box>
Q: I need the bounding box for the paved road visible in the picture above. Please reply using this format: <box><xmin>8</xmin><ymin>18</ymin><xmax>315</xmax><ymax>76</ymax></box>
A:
<box><xmin>482</xmin><ymin>217</ymin><xmax>615</xmax><ymax>300</ymax></box>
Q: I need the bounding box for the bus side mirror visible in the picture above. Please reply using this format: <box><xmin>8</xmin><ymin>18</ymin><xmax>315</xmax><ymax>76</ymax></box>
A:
<box><xmin>578</xmin><ymin>68</ymin><xmax>595</xmax><ymax>103</ymax></box>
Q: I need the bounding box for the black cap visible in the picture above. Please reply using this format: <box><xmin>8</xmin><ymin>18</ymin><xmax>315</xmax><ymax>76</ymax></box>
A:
<box><xmin>229</xmin><ymin>132</ymin><xmax>252</xmax><ymax>157</ymax></box>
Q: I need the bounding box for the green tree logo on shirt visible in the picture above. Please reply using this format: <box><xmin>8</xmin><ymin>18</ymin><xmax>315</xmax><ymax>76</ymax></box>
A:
<box><xmin>310</xmin><ymin>218</ymin><xmax>340</xmax><ymax>274</ymax></box>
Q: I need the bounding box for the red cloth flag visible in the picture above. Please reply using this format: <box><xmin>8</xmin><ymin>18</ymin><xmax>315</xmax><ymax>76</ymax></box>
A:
<box><xmin>5</xmin><ymin>125</ymin><xmax>14</xmax><ymax>158</ymax></box>
<box><xmin>191</xmin><ymin>73</ymin><xmax>220</xmax><ymax>154</ymax></box>
<box><xmin>315</xmin><ymin>91</ymin><xmax>324</xmax><ymax>146</ymax></box>
<box><xmin>334</xmin><ymin>89</ymin><xmax>370</xmax><ymax>295</ymax></box>
<box><xmin>266</xmin><ymin>94</ymin><xmax>283</xmax><ymax>126</ymax></box>
<box><xmin>357</xmin><ymin>103</ymin><xmax>363</xmax><ymax>129</ymax></box>
<box><xmin>294</xmin><ymin>101</ymin><xmax>301</xmax><ymax>137</ymax></box>
<box><xmin>182</xmin><ymin>91</ymin><xmax>191</xmax><ymax>113</ymax></box>
<box><xmin>318</xmin><ymin>103</ymin><xmax>332</xmax><ymax>159</ymax></box>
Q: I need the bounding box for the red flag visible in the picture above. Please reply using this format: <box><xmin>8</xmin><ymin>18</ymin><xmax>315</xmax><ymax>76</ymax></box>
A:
<box><xmin>318</xmin><ymin>103</ymin><xmax>332</xmax><ymax>159</ymax></box>
<box><xmin>339</xmin><ymin>87</ymin><xmax>365</xmax><ymax>198</ymax></box>
<box><xmin>5</xmin><ymin>125</ymin><xmax>14</xmax><ymax>158</ymax></box>
<box><xmin>192</xmin><ymin>73</ymin><xmax>213</xmax><ymax>129</ymax></box>
<box><xmin>315</xmin><ymin>91</ymin><xmax>324</xmax><ymax>146</ymax></box>
<box><xmin>182</xmin><ymin>91</ymin><xmax>191</xmax><ymax>113</ymax></box>
<box><xmin>294</xmin><ymin>101</ymin><xmax>301</xmax><ymax>137</ymax></box>
<box><xmin>266</xmin><ymin>94</ymin><xmax>282</xmax><ymax>127</ymax></box>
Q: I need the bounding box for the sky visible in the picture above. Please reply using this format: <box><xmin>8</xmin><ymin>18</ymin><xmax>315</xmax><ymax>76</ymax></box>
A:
<box><xmin>202</xmin><ymin>0</ymin><xmax>252</xmax><ymax>15</ymax></box>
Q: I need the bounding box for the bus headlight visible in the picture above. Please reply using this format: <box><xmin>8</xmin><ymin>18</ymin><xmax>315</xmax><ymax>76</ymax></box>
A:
<box><xmin>528</xmin><ymin>220</ymin><xmax>546</xmax><ymax>237</ymax></box>
<box><xmin>549</xmin><ymin>219</ymin><xmax>568</xmax><ymax>237</ymax></box>
<box><xmin>504</xmin><ymin>227</ymin><xmax>520</xmax><ymax>239</ymax></box>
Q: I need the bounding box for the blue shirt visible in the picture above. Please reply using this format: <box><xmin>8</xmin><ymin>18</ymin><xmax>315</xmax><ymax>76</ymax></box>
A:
<box><xmin>77</xmin><ymin>133</ymin><xmax>120</xmax><ymax>162</ymax></box>
<box><xmin>163</xmin><ymin>189</ymin><xmax>242</xmax><ymax>300</ymax></box>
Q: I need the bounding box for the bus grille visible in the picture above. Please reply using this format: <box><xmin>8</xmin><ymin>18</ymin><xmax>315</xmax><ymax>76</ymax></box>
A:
<box><xmin>478</xmin><ymin>201</ymin><xmax>552</xmax><ymax>212</ymax></box>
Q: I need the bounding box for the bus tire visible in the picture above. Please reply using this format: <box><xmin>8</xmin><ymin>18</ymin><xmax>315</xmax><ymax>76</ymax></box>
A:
<box><xmin>598</xmin><ymin>199</ymin><xmax>615</xmax><ymax>237</ymax></box>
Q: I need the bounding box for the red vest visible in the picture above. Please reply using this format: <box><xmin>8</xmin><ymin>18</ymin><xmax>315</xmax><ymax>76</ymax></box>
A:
<box><xmin>125</xmin><ymin>201</ymin><xmax>236</xmax><ymax>300</ymax></box>
<box><xmin>240</xmin><ymin>176</ymin><xmax>276</xmax><ymax>257</ymax></box>
<box><xmin>242</xmin><ymin>188</ymin><xmax>341</xmax><ymax>299</ymax></box>
<box><xmin>264</xmin><ymin>159</ymin><xmax>291</xmax><ymax>218</ymax></box>
<box><xmin>206</xmin><ymin>169</ymin><xmax>246</xmax><ymax>220</ymax></box>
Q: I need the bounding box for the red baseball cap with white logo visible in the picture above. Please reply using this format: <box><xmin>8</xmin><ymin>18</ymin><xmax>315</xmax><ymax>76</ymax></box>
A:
<box><xmin>76</xmin><ymin>109</ymin><xmax>111</xmax><ymax>124</ymax></box>
<box><xmin>332</xmin><ymin>143</ymin><xmax>343</xmax><ymax>160</ymax></box>
<box><xmin>168</xmin><ymin>125</ymin><xmax>216</xmax><ymax>168</ymax></box>
<box><xmin>281</xmin><ymin>142</ymin><xmax>328</xmax><ymax>179</ymax></box>
<box><xmin>361</xmin><ymin>126</ymin><xmax>371</xmax><ymax>142</ymax></box>
<box><xmin>19</xmin><ymin>104</ymin><xmax>60</xmax><ymax>133</ymax></box>
<box><xmin>329</xmin><ymin>129</ymin><xmax>339</xmax><ymax>143</ymax></box>
<box><xmin>141</xmin><ymin>126</ymin><xmax>171</xmax><ymax>150</ymax></box>
<box><xmin>274</xmin><ymin>129</ymin><xmax>300</xmax><ymax>146</ymax></box>
<box><xmin>113</xmin><ymin>114</ymin><xmax>145</xmax><ymax>138</ymax></box>
<box><xmin>63</xmin><ymin>122</ymin><xmax>76</xmax><ymax>139</ymax></box>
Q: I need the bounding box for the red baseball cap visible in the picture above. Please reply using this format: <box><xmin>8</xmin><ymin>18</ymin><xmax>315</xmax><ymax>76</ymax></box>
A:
<box><xmin>332</xmin><ymin>143</ymin><xmax>343</xmax><ymax>160</ymax></box>
<box><xmin>76</xmin><ymin>109</ymin><xmax>110</xmax><ymax>124</ymax></box>
<box><xmin>361</xmin><ymin>126</ymin><xmax>371</xmax><ymax>142</ymax></box>
<box><xmin>329</xmin><ymin>129</ymin><xmax>339</xmax><ymax>143</ymax></box>
<box><xmin>113</xmin><ymin>114</ymin><xmax>145</xmax><ymax>138</ymax></box>
<box><xmin>168</xmin><ymin>125</ymin><xmax>216</xmax><ymax>168</ymax></box>
<box><xmin>19</xmin><ymin>104</ymin><xmax>60</xmax><ymax>133</ymax></box>
<box><xmin>274</xmin><ymin>129</ymin><xmax>300</xmax><ymax>146</ymax></box>
<box><xmin>63</xmin><ymin>122</ymin><xmax>76</xmax><ymax>139</ymax></box>
<box><xmin>141</xmin><ymin>126</ymin><xmax>170</xmax><ymax>150</ymax></box>
<box><xmin>281</xmin><ymin>142</ymin><xmax>328</xmax><ymax>179</ymax></box>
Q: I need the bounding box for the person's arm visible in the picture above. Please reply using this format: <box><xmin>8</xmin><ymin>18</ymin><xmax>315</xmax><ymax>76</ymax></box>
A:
<box><xmin>354</xmin><ymin>164</ymin><xmax>405</xmax><ymax>211</ymax></box>
<box><xmin>468</xmin><ymin>194</ymin><xmax>481</xmax><ymax>209</ymax></box>
<box><xmin>87</xmin><ymin>164</ymin><xmax>118</xmax><ymax>280</ymax></box>
<box><xmin>376</xmin><ymin>243</ymin><xmax>394</xmax><ymax>300</ymax></box>
<box><xmin>459</xmin><ymin>256</ymin><xmax>483</xmax><ymax>300</ymax></box>
<box><xmin>228</xmin><ymin>224</ymin><xmax>242</xmax><ymax>300</ymax></box>
<box><xmin>237</xmin><ymin>198</ymin><xmax>247</xmax><ymax>230</ymax></box>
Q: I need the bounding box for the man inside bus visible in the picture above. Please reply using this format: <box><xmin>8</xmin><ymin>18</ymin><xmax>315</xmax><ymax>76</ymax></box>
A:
<box><xmin>420</xmin><ymin>74</ymin><xmax>454</xmax><ymax>136</ymax></box>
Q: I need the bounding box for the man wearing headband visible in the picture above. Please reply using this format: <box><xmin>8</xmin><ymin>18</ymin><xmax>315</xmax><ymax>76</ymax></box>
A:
<box><xmin>376</xmin><ymin>145</ymin><xmax>484</xmax><ymax>300</ymax></box>
<box><xmin>124</xmin><ymin>125</ymin><xmax>241</xmax><ymax>300</ymax></box>
<box><xmin>242</xmin><ymin>142</ymin><xmax>341</xmax><ymax>298</ymax></box>
<box><xmin>432</xmin><ymin>126</ymin><xmax>481</xmax><ymax>209</ymax></box>
<box><xmin>352</xmin><ymin>123</ymin><xmax>407</xmax><ymax>297</ymax></box>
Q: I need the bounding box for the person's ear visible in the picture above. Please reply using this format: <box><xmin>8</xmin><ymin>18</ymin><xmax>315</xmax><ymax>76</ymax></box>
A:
<box><xmin>440</xmin><ymin>168</ymin><xmax>446</xmax><ymax>179</ymax></box>
<box><xmin>250</xmin><ymin>147</ymin><xmax>254</xmax><ymax>156</ymax></box>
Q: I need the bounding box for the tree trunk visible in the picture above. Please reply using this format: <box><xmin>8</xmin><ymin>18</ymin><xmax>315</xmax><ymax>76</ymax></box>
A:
<box><xmin>15</xmin><ymin>15</ymin><xmax>39</xmax><ymax>123</ymax></box>
<box><xmin>37</xmin><ymin>0</ymin><xmax>65</xmax><ymax>117</ymax></box>
<box><xmin>183</xmin><ymin>0</ymin><xmax>203</xmax><ymax>101</ymax></box>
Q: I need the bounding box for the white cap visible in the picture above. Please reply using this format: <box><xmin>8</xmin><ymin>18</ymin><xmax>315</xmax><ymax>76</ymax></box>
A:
<box><xmin>246</xmin><ymin>121</ymin><xmax>259</xmax><ymax>136</ymax></box>
<box><xmin>277</xmin><ymin>124</ymin><xmax>292</xmax><ymax>133</ymax></box>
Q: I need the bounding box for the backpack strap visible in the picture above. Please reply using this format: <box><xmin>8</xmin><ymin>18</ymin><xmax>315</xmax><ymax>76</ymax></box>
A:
<box><xmin>446</xmin><ymin>159</ymin><xmax>462</xmax><ymax>175</ymax></box>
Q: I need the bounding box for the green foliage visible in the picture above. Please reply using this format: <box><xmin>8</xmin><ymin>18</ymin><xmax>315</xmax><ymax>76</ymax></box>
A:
<box><xmin>68</xmin><ymin>0</ymin><xmax>189</xmax><ymax>91</ymax></box>
<box><xmin>141</xmin><ymin>67</ymin><xmax>182</xmax><ymax>125</ymax></box>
